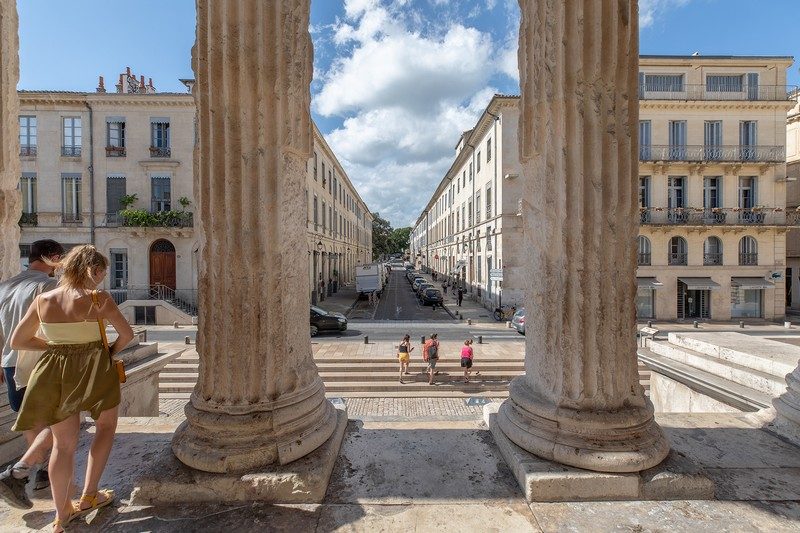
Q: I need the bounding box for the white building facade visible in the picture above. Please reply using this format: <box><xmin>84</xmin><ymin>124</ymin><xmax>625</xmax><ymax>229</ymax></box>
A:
<box><xmin>787</xmin><ymin>88</ymin><xmax>800</xmax><ymax>312</ymax></box>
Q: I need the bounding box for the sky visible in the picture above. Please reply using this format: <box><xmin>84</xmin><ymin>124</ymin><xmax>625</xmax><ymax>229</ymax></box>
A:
<box><xmin>16</xmin><ymin>0</ymin><xmax>800</xmax><ymax>227</ymax></box>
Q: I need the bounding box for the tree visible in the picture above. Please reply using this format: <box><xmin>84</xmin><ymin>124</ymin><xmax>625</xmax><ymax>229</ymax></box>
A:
<box><xmin>371</xmin><ymin>213</ymin><xmax>393</xmax><ymax>260</ymax></box>
<box><xmin>388</xmin><ymin>227</ymin><xmax>411</xmax><ymax>255</ymax></box>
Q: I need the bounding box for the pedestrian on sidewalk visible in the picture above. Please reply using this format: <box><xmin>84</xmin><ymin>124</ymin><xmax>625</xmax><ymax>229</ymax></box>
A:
<box><xmin>397</xmin><ymin>334</ymin><xmax>413</xmax><ymax>383</ymax></box>
<box><xmin>0</xmin><ymin>239</ymin><xmax>64</xmax><ymax>509</ymax></box>
<box><xmin>9</xmin><ymin>245</ymin><xmax>134</xmax><ymax>532</ymax></box>
<box><xmin>423</xmin><ymin>333</ymin><xmax>440</xmax><ymax>385</ymax></box>
<box><xmin>457</xmin><ymin>287</ymin><xmax>464</xmax><ymax>307</ymax></box>
<box><xmin>461</xmin><ymin>339</ymin><xmax>474</xmax><ymax>383</ymax></box>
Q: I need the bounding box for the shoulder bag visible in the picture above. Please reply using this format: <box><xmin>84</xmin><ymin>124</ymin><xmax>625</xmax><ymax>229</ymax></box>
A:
<box><xmin>91</xmin><ymin>291</ymin><xmax>127</xmax><ymax>384</ymax></box>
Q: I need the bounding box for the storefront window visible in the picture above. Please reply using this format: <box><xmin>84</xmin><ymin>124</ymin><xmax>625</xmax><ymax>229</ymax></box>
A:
<box><xmin>731</xmin><ymin>288</ymin><xmax>762</xmax><ymax>318</ymax></box>
<box><xmin>636</xmin><ymin>287</ymin><xmax>655</xmax><ymax>319</ymax></box>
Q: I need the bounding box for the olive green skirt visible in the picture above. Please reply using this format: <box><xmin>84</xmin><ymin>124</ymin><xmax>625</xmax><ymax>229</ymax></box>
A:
<box><xmin>13</xmin><ymin>340</ymin><xmax>121</xmax><ymax>431</ymax></box>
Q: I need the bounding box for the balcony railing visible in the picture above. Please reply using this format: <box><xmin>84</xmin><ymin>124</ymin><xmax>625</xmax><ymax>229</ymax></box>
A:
<box><xmin>62</xmin><ymin>213</ymin><xmax>82</xmax><ymax>223</ymax></box>
<box><xmin>109</xmin><ymin>285</ymin><xmax>198</xmax><ymax>316</ymax></box>
<box><xmin>668</xmin><ymin>252</ymin><xmax>688</xmax><ymax>266</ymax></box>
<box><xmin>640</xmin><ymin>208</ymin><xmax>798</xmax><ymax>226</ymax></box>
<box><xmin>703</xmin><ymin>253</ymin><xmax>723</xmax><ymax>266</ymax></box>
<box><xmin>739</xmin><ymin>253</ymin><xmax>759</xmax><ymax>266</ymax></box>
<box><xmin>149</xmin><ymin>146</ymin><xmax>171</xmax><ymax>158</ymax></box>
<box><xmin>20</xmin><ymin>146</ymin><xmax>36</xmax><ymax>157</ymax></box>
<box><xmin>639</xmin><ymin>145</ymin><xmax>784</xmax><ymax>163</ymax></box>
<box><xmin>637</xmin><ymin>253</ymin><xmax>651</xmax><ymax>266</ymax></box>
<box><xmin>61</xmin><ymin>146</ymin><xmax>81</xmax><ymax>157</ymax></box>
<box><xmin>106</xmin><ymin>145</ymin><xmax>126</xmax><ymax>157</ymax></box>
<box><xmin>102</xmin><ymin>210</ymin><xmax>193</xmax><ymax>228</ymax></box>
<box><xmin>18</xmin><ymin>212</ymin><xmax>37</xmax><ymax>226</ymax></box>
<box><xmin>639</xmin><ymin>84</ymin><xmax>795</xmax><ymax>102</ymax></box>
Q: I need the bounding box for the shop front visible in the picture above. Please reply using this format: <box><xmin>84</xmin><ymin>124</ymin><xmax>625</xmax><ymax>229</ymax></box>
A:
<box><xmin>730</xmin><ymin>277</ymin><xmax>774</xmax><ymax>318</ymax></box>
<box><xmin>677</xmin><ymin>277</ymin><xmax>721</xmax><ymax>319</ymax></box>
<box><xmin>636</xmin><ymin>277</ymin><xmax>663</xmax><ymax>319</ymax></box>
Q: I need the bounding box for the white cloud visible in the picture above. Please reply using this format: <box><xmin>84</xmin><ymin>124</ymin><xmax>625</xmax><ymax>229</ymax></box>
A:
<box><xmin>639</xmin><ymin>0</ymin><xmax>692</xmax><ymax>28</ymax></box>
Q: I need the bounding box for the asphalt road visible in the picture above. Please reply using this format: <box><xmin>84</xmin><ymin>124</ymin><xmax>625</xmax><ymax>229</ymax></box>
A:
<box><xmin>373</xmin><ymin>271</ymin><xmax>452</xmax><ymax>320</ymax></box>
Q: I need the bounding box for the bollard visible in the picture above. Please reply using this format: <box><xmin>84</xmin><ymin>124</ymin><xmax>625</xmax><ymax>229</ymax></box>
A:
<box><xmin>184</xmin><ymin>336</ymin><xmax>190</xmax><ymax>345</ymax></box>
<box><xmin>478</xmin><ymin>335</ymin><xmax>483</xmax><ymax>344</ymax></box>
<box><xmin>786</xmin><ymin>321</ymin><xmax>792</xmax><ymax>329</ymax></box>
<box><xmin>506</xmin><ymin>321</ymin><xmax>512</xmax><ymax>329</ymax></box>
<box><xmin>467</xmin><ymin>319</ymin><xmax>472</xmax><ymax>325</ymax></box>
<box><xmin>421</xmin><ymin>336</ymin><xmax>425</xmax><ymax>344</ymax></box>
<box><xmin>739</xmin><ymin>321</ymin><xmax>745</xmax><ymax>329</ymax></box>
<box><xmin>364</xmin><ymin>335</ymin><xmax>369</xmax><ymax>344</ymax></box>
<box><xmin>693</xmin><ymin>321</ymin><xmax>699</xmax><ymax>328</ymax></box>
<box><xmin>173</xmin><ymin>321</ymin><xmax>179</xmax><ymax>329</ymax></box>
<box><xmin>647</xmin><ymin>320</ymin><xmax>653</xmax><ymax>328</ymax></box>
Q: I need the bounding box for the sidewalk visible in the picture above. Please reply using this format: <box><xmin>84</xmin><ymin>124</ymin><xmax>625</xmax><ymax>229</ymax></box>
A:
<box><xmin>315</xmin><ymin>280</ymin><xmax>359</xmax><ymax>316</ymax></box>
<box><xmin>417</xmin><ymin>273</ymin><xmax>498</xmax><ymax>324</ymax></box>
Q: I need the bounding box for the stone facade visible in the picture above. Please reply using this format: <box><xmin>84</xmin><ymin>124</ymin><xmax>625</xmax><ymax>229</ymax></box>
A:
<box><xmin>786</xmin><ymin>91</ymin><xmax>800</xmax><ymax>311</ymax></box>
<box><xmin>410</xmin><ymin>96</ymin><xmax>525</xmax><ymax>309</ymax></box>
<box><xmin>0</xmin><ymin>0</ymin><xmax>20</xmax><ymax>281</ymax></box>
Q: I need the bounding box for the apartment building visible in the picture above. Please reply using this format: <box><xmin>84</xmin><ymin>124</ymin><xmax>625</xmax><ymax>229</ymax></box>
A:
<box><xmin>636</xmin><ymin>55</ymin><xmax>795</xmax><ymax>321</ymax></box>
<box><xmin>787</xmin><ymin>89</ymin><xmax>800</xmax><ymax>312</ymax></box>
<box><xmin>17</xmin><ymin>68</ymin><xmax>371</xmax><ymax>321</ymax></box>
<box><xmin>410</xmin><ymin>95</ymin><xmax>524</xmax><ymax>309</ymax></box>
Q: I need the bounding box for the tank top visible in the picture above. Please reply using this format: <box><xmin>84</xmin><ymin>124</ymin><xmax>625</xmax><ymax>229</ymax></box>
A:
<box><xmin>399</xmin><ymin>342</ymin><xmax>409</xmax><ymax>353</ymax></box>
<box><xmin>37</xmin><ymin>296</ymin><xmax>103</xmax><ymax>345</ymax></box>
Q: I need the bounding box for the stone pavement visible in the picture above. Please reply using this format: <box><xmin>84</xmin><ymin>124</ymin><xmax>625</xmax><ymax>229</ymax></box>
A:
<box><xmin>316</xmin><ymin>281</ymin><xmax>360</xmax><ymax>317</ymax></box>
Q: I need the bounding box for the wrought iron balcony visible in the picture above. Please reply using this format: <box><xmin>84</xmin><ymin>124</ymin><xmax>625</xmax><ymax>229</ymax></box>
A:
<box><xmin>61</xmin><ymin>145</ymin><xmax>81</xmax><ymax>157</ymax></box>
<box><xmin>102</xmin><ymin>210</ymin><xmax>194</xmax><ymax>228</ymax></box>
<box><xmin>105</xmin><ymin>145</ymin><xmax>126</xmax><ymax>157</ymax></box>
<box><xmin>18</xmin><ymin>212</ymin><xmax>37</xmax><ymax>226</ymax></box>
<box><xmin>639</xmin><ymin>145</ymin><xmax>784</xmax><ymax>163</ymax></box>
<box><xmin>668</xmin><ymin>252</ymin><xmax>688</xmax><ymax>266</ymax></box>
<box><xmin>62</xmin><ymin>213</ymin><xmax>82</xmax><ymax>223</ymax></box>
<box><xmin>739</xmin><ymin>253</ymin><xmax>759</xmax><ymax>266</ymax></box>
<box><xmin>20</xmin><ymin>146</ymin><xmax>36</xmax><ymax>157</ymax></box>
<box><xmin>638</xmin><ymin>84</ymin><xmax>795</xmax><ymax>102</ymax></box>
<box><xmin>640</xmin><ymin>207</ymin><xmax>798</xmax><ymax>226</ymax></box>
<box><xmin>149</xmin><ymin>146</ymin><xmax>171</xmax><ymax>158</ymax></box>
<box><xmin>703</xmin><ymin>253</ymin><xmax>723</xmax><ymax>266</ymax></box>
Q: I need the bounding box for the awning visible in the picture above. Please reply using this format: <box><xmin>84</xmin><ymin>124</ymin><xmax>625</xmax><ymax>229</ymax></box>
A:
<box><xmin>678</xmin><ymin>277</ymin><xmax>721</xmax><ymax>290</ymax></box>
<box><xmin>637</xmin><ymin>277</ymin><xmax>663</xmax><ymax>289</ymax></box>
<box><xmin>731</xmin><ymin>277</ymin><xmax>775</xmax><ymax>289</ymax></box>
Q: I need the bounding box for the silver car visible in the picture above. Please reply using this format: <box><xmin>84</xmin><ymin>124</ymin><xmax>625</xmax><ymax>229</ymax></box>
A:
<box><xmin>511</xmin><ymin>308</ymin><xmax>526</xmax><ymax>335</ymax></box>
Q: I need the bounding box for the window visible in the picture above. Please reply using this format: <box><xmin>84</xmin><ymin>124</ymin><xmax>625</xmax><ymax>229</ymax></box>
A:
<box><xmin>487</xmin><ymin>138</ymin><xmax>492</xmax><ymax>162</ymax></box>
<box><xmin>637</xmin><ymin>236</ymin><xmax>651</xmax><ymax>266</ymax></box>
<box><xmin>469</xmin><ymin>162</ymin><xmax>473</xmax><ymax>181</ymax></box>
<box><xmin>461</xmin><ymin>204</ymin><xmax>466</xmax><ymax>231</ymax></box>
<box><xmin>639</xmin><ymin>120</ymin><xmax>651</xmax><ymax>160</ymax></box>
<box><xmin>704</xmin><ymin>121</ymin><xmax>722</xmax><ymax>160</ymax></box>
<box><xmin>486</xmin><ymin>185</ymin><xmax>492</xmax><ymax>218</ymax></box>
<box><xmin>313</xmin><ymin>153</ymin><xmax>318</xmax><ymax>180</ymax></box>
<box><xmin>703</xmin><ymin>177</ymin><xmax>721</xmax><ymax>209</ymax></box>
<box><xmin>667</xmin><ymin>177</ymin><xmax>686</xmax><ymax>223</ymax></box>
<box><xmin>643</xmin><ymin>74</ymin><xmax>684</xmax><ymax>92</ymax></box>
<box><xmin>738</xmin><ymin>176</ymin><xmax>757</xmax><ymax>208</ymax></box>
<box><xmin>669</xmin><ymin>236</ymin><xmax>687</xmax><ymax>265</ymax></box>
<box><xmin>463</xmin><ymin>170</ymin><xmax>466</xmax><ymax>187</ymax></box>
<box><xmin>486</xmin><ymin>227</ymin><xmax>492</xmax><ymax>251</ymax></box>
<box><xmin>106</xmin><ymin>119</ymin><xmax>126</xmax><ymax>156</ymax></box>
<box><xmin>468</xmin><ymin>199</ymin><xmax>473</xmax><ymax>227</ymax></box>
<box><xmin>476</xmin><ymin>191</ymin><xmax>481</xmax><ymax>223</ymax></box>
<box><xmin>476</xmin><ymin>230</ymin><xmax>481</xmax><ymax>252</ymax></box>
<box><xmin>19</xmin><ymin>116</ymin><xmax>36</xmax><ymax>156</ymax></box>
<box><xmin>639</xmin><ymin>176</ymin><xmax>651</xmax><ymax>207</ymax></box>
<box><xmin>707</xmin><ymin>75</ymin><xmax>743</xmax><ymax>93</ymax></box>
<box><xmin>739</xmin><ymin>121</ymin><xmax>757</xmax><ymax>160</ymax></box>
<box><xmin>134</xmin><ymin>306</ymin><xmax>156</xmax><ymax>325</ymax></box>
<box><xmin>110</xmin><ymin>249</ymin><xmax>128</xmax><ymax>289</ymax></box>
<box><xmin>477</xmin><ymin>152</ymin><xmax>481</xmax><ymax>172</ymax></box>
<box><xmin>739</xmin><ymin>236</ymin><xmax>758</xmax><ymax>265</ymax></box>
<box><xmin>61</xmin><ymin>173</ymin><xmax>82</xmax><ymax>222</ymax></box>
<box><xmin>731</xmin><ymin>285</ymin><xmax>763</xmax><ymax>318</ymax></box>
<box><xmin>106</xmin><ymin>175</ymin><xmax>126</xmax><ymax>220</ymax></box>
<box><xmin>322</xmin><ymin>163</ymin><xmax>326</xmax><ymax>185</ymax></box>
<box><xmin>703</xmin><ymin>236</ymin><xmax>723</xmax><ymax>266</ymax></box>
<box><xmin>151</xmin><ymin>175</ymin><xmax>171</xmax><ymax>212</ymax></box>
<box><xmin>62</xmin><ymin>117</ymin><xmax>82</xmax><ymax>156</ymax></box>
<box><xmin>668</xmin><ymin>120</ymin><xmax>687</xmax><ymax>160</ymax></box>
<box><xmin>313</xmin><ymin>195</ymin><xmax>318</xmax><ymax>229</ymax></box>
<box><xmin>329</xmin><ymin>206</ymin><xmax>333</xmax><ymax>235</ymax></box>
<box><xmin>150</xmin><ymin>119</ymin><xmax>170</xmax><ymax>157</ymax></box>
<box><xmin>636</xmin><ymin>286</ymin><xmax>655</xmax><ymax>319</ymax></box>
<box><xmin>20</xmin><ymin>173</ymin><xmax>36</xmax><ymax>214</ymax></box>
<box><xmin>322</xmin><ymin>201</ymin><xmax>327</xmax><ymax>232</ymax></box>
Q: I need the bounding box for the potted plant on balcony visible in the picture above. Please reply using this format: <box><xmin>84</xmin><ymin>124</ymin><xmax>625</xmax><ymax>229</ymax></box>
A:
<box><xmin>178</xmin><ymin>196</ymin><xmax>192</xmax><ymax>210</ymax></box>
<box><xmin>120</xmin><ymin>194</ymin><xmax>138</xmax><ymax>210</ymax></box>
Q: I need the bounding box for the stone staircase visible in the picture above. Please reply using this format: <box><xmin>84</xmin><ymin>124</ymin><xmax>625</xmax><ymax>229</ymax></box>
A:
<box><xmin>159</xmin><ymin>351</ymin><xmax>652</xmax><ymax>399</ymax></box>
<box><xmin>639</xmin><ymin>332</ymin><xmax>796</xmax><ymax>411</ymax></box>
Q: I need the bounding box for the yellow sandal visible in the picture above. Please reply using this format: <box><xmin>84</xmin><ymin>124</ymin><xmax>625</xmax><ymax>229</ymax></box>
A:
<box><xmin>52</xmin><ymin>503</ymin><xmax>80</xmax><ymax>532</ymax></box>
<box><xmin>75</xmin><ymin>488</ymin><xmax>115</xmax><ymax>518</ymax></box>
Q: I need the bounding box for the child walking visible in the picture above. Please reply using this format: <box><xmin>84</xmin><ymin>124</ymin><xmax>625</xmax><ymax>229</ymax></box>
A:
<box><xmin>398</xmin><ymin>334</ymin><xmax>414</xmax><ymax>383</ymax></box>
<box><xmin>460</xmin><ymin>339</ymin><xmax>474</xmax><ymax>383</ymax></box>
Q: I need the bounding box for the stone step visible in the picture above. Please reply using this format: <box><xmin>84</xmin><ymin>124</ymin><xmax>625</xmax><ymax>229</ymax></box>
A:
<box><xmin>666</xmin><ymin>332</ymin><xmax>798</xmax><ymax>378</ymax></box>
<box><xmin>160</xmin><ymin>390</ymin><xmax>512</xmax><ymax>400</ymax></box>
<box><xmin>648</xmin><ymin>340</ymin><xmax>786</xmax><ymax>397</ymax></box>
<box><xmin>318</xmin><ymin>371</ymin><xmax>523</xmax><ymax>382</ymax></box>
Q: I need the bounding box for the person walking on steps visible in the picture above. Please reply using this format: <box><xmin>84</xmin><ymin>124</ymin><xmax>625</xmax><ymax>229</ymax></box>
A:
<box><xmin>461</xmin><ymin>339</ymin><xmax>474</xmax><ymax>383</ymax></box>
<box><xmin>0</xmin><ymin>240</ymin><xmax>64</xmax><ymax>509</ymax></box>
<box><xmin>397</xmin><ymin>334</ymin><xmax>414</xmax><ymax>383</ymax></box>
<box><xmin>423</xmin><ymin>333</ymin><xmax>440</xmax><ymax>385</ymax></box>
<box><xmin>10</xmin><ymin>245</ymin><xmax>134</xmax><ymax>532</ymax></box>
<box><xmin>457</xmin><ymin>287</ymin><xmax>464</xmax><ymax>307</ymax></box>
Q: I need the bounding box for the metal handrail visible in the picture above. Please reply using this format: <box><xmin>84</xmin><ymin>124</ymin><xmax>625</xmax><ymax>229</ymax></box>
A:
<box><xmin>639</xmin><ymin>84</ymin><xmax>795</xmax><ymax>101</ymax></box>
<box><xmin>20</xmin><ymin>146</ymin><xmax>37</xmax><ymax>157</ymax></box>
<box><xmin>149</xmin><ymin>146</ymin><xmax>171</xmax><ymax>158</ymax></box>
<box><xmin>739</xmin><ymin>253</ymin><xmax>759</xmax><ymax>266</ymax></box>
<box><xmin>703</xmin><ymin>253</ymin><xmax>723</xmax><ymax>266</ymax></box>
<box><xmin>639</xmin><ymin>145</ymin><xmax>784</xmax><ymax>163</ymax></box>
<box><xmin>639</xmin><ymin>207</ymin><xmax>796</xmax><ymax>226</ymax></box>
<box><xmin>109</xmin><ymin>285</ymin><xmax>198</xmax><ymax>315</ymax></box>
<box><xmin>668</xmin><ymin>253</ymin><xmax>688</xmax><ymax>266</ymax></box>
<box><xmin>61</xmin><ymin>146</ymin><xmax>82</xmax><ymax>157</ymax></box>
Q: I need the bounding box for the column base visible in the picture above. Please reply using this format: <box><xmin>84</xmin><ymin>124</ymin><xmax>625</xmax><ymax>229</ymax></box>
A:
<box><xmin>172</xmin><ymin>380</ymin><xmax>338</xmax><ymax>474</ymax></box>
<box><xmin>132</xmin><ymin>401</ymin><xmax>347</xmax><ymax>504</ymax></box>
<box><xmin>486</xmin><ymin>403</ymin><xmax>713</xmax><ymax>501</ymax></box>
<box><xmin>497</xmin><ymin>378</ymin><xmax>670</xmax><ymax>473</ymax></box>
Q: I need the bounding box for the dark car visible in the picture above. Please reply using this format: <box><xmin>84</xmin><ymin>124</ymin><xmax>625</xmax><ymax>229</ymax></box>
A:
<box><xmin>416</xmin><ymin>282</ymin><xmax>435</xmax><ymax>298</ymax></box>
<box><xmin>511</xmin><ymin>307</ymin><xmax>526</xmax><ymax>335</ymax></box>
<box><xmin>421</xmin><ymin>287</ymin><xmax>443</xmax><ymax>306</ymax></box>
<box><xmin>310</xmin><ymin>305</ymin><xmax>347</xmax><ymax>336</ymax></box>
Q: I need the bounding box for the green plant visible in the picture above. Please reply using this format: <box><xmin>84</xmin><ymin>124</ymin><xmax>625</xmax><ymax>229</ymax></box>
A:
<box><xmin>332</xmin><ymin>269</ymin><xmax>339</xmax><ymax>277</ymax></box>
<box><xmin>120</xmin><ymin>209</ymin><xmax>193</xmax><ymax>228</ymax></box>
<box><xmin>119</xmin><ymin>194</ymin><xmax>138</xmax><ymax>210</ymax></box>
<box><xmin>178</xmin><ymin>196</ymin><xmax>192</xmax><ymax>210</ymax></box>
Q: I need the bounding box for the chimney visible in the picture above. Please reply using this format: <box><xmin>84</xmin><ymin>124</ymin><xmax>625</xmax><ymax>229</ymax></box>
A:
<box><xmin>126</xmin><ymin>66</ymin><xmax>131</xmax><ymax>76</ymax></box>
<box><xmin>140</xmin><ymin>75</ymin><xmax>146</xmax><ymax>91</ymax></box>
<box><xmin>96</xmin><ymin>75</ymin><xmax>106</xmax><ymax>93</ymax></box>
<box><xmin>116</xmin><ymin>73</ymin><xmax>124</xmax><ymax>93</ymax></box>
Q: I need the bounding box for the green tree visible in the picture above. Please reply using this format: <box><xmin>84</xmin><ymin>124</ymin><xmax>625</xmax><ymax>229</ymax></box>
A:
<box><xmin>371</xmin><ymin>213</ymin><xmax>393</xmax><ymax>260</ymax></box>
<box><xmin>388</xmin><ymin>227</ymin><xmax>411</xmax><ymax>255</ymax></box>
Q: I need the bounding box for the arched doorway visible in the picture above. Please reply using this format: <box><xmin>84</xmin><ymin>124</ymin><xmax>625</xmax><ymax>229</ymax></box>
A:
<box><xmin>150</xmin><ymin>239</ymin><xmax>176</xmax><ymax>292</ymax></box>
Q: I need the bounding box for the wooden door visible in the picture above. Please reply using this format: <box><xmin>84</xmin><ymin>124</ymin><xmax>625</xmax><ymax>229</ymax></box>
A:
<box><xmin>149</xmin><ymin>239</ymin><xmax>176</xmax><ymax>290</ymax></box>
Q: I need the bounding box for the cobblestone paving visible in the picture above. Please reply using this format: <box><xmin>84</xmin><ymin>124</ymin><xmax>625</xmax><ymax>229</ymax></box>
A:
<box><xmin>158</xmin><ymin>397</ymin><xmax>503</xmax><ymax>421</ymax></box>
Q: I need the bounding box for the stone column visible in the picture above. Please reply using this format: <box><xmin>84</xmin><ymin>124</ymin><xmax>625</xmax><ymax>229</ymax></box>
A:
<box><xmin>496</xmin><ymin>0</ymin><xmax>670</xmax><ymax>473</ymax></box>
<box><xmin>0</xmin><ymin>0</ymin><xmax>20</xmax><ymax>281</ymax></box>
<box><xmin>172</xmin><ymin>0</ymin><xmax>337</xmax><ymax>474</ymax></box>
<box><xmin>763</xmin><ymin>366</ymin><xmax>800</xmax><ymax>446</ymax></box>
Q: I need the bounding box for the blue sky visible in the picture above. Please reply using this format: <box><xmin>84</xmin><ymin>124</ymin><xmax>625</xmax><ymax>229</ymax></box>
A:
<box><xmin>16</xmin><ymin>0</ymin><xmax>800</xmax><ymax>226</ymax></box>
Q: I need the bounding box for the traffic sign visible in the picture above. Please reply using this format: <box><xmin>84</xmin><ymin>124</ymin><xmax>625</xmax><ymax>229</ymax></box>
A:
<box><xmin>489</xmin><ymin>268</ymin><xmax>503</xmax><ymax>281</ymax></box>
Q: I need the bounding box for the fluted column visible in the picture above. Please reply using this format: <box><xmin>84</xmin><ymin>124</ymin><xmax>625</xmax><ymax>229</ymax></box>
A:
<box><xmin>0</xmin><ymin>0</ymin><xmax>21</xmax><ymax>281</ymax></box>
<box><xmin>497</xmin><ymin>0</ymin><xmax>669</xmax><ymax>473</ymax></box>
<box><xmin>172</xmin><ymin>0</ymin><xmax>337</xmax><ymax>474</ymax></box>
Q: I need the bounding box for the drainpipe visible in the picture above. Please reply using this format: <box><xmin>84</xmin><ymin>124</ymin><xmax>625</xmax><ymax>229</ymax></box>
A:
<box><xmin>84</xmin><ymin>101</ymin><xmax>96</xmax><ymax>245</ymax></box>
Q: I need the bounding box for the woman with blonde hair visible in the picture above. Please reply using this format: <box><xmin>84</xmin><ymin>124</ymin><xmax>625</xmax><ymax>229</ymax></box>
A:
<box><xmin>10</xmin><ymin>245</ymin><xmax>133</xmax><ymax>532</ymax></box>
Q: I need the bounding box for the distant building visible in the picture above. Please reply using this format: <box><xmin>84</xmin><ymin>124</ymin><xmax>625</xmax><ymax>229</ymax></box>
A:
<box><xmin>17</xmin><ymin>68</ymin><xmax>371</xmax><ymax>321</ymax></box>
<box><xmin>786</xmin><ymin>88</ymin><xmax>800</xmax><ymax>312</ymax></box>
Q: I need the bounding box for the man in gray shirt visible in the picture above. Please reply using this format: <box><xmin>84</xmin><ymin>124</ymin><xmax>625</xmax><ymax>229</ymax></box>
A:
<box><xmin>0</xmin><ymin>239</ymin><xmax>63</xmax><ymax>508</ymax></box>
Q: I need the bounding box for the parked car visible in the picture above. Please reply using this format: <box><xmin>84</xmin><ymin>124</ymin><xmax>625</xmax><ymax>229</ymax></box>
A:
<box><xmin>412</xmin><ymin>278</ymin><xmax>428</xmax><ymax>291</ymax></box>
<box><xmin>420</xmin><ymin>287</ymin><xmax>443</xmax><ymax>306</ymax></box>
<box><xmin>416</xmin><ymin>283</ymin><xmax>435</xmax><ymax>298</ymax></box>
<box><xmin>310</xmin><ymin>305</ymin><xmax>347</xmax><ymax>336</ymax></box>
<box><xmin>407</xmin><ymin>271</ymin><xmax>421</xmax><ymax>283</ymax></box>
<box><xmin>511</xmin><ymin>307</ymin><xmax>526</xmax><ymax>335</ymax></box>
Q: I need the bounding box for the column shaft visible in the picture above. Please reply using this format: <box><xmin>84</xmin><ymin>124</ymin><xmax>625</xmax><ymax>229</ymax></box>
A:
<box><xmin>172</xmin><ymin>0</ymin><xmax>336</xmax><ymax>474</ymax></box>
<box><xmin>0</xmin><ymin>0</ymin><xmax>20</xmax><ymax>281</ymax></box>
<box><xmin>497</xmin><ymin>0</ymin><xmax>669</xmax><ymax>473</ymax></box>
